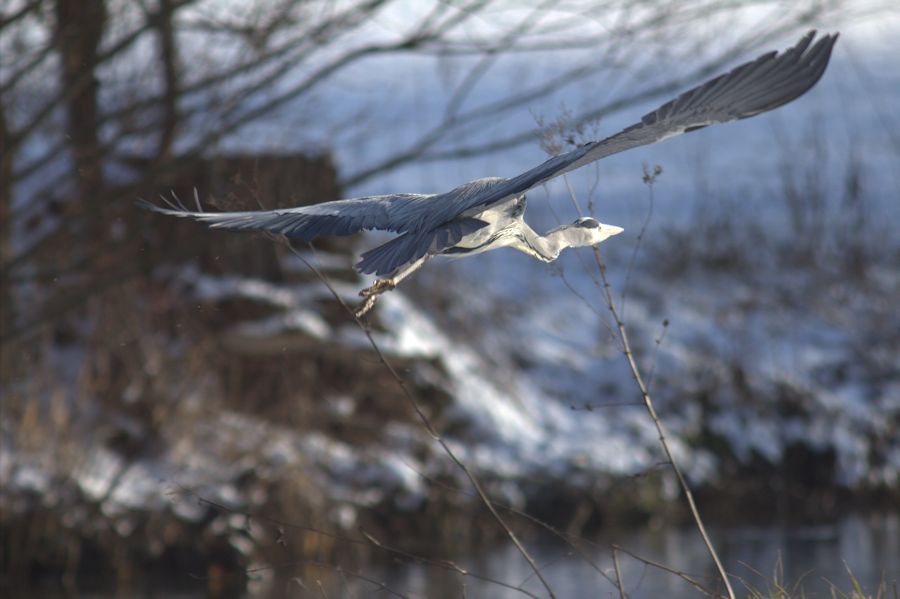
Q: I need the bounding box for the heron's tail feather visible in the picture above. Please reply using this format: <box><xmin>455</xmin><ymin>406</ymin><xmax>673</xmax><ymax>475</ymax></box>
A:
<box><xmin>356</xmin><ymin>233</ymin><xmax>421</xmax><ymax>276</ymax></box>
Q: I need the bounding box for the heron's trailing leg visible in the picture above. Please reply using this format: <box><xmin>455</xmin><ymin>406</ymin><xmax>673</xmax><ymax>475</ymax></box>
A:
<box><xmin>354</xmin><ymin>256</ymin><xmax>430</xmax><ymax>318</ymax></box>
<box><xmin>355</xmin><ymin>279</ymin><xmax>394</xmax><ymax>316</ymax></box>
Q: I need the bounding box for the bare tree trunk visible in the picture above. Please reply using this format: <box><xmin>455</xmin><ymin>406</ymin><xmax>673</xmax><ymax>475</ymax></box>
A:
<box><xmin>0</xmin><ymin>91</ymin><xmax>9</xmax><ymax>249</ymax></box>
<box><xmin>55</xmin><ymin>0</ymin><xmax>106</xmax><ymax>207</ymax></box>
<box><xmin>0</xmin><ymin>90</ymin><xmax>12</xmax><ymax>340</ymax></box>
<box><xmin>153</xmin><ymin>0</ymin><xmax>180</xmax><ymax>163</ymax></box>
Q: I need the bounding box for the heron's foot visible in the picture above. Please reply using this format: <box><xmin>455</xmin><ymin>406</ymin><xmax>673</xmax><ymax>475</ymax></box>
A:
<box><xmin>354</xmin><ymin>295</ymin><xmax>379</xmax><ymax>319</ymax></box>
<box><xmin>359</xmin><ymin>278</ymin><xmax>395</xmax><ymax>298</ymax></box>
<box><xmin>354</xmin><ymin>278</ymin><xmax>396</xmax><ymax>318</ymax></box>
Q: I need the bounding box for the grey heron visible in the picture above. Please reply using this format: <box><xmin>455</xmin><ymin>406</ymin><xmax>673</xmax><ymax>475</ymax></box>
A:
<box><xmin>141</xmin><ymin>31</ymin><xmax>837</xmax><ymax>316</ymax></box>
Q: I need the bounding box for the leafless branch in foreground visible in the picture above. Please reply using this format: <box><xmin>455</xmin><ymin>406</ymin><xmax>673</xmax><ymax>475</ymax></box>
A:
<box><xmin>612</xmin><ymin>544</ymin><xmax>712</xmax><ymax>596</ymax></box>
<box><xmin>613</xmin><ymin>546</ymin><xmax>628</xmax><ymax>599</ymax></box>
<box><xmin>564</xmin><ymin>175</ymin><xmax>736</xmax><ymax>597</ymax></box>
<box><xmin>278</xmin><ymin>236</ymin><xmax>558</xmax><ymax>599</ymax></box>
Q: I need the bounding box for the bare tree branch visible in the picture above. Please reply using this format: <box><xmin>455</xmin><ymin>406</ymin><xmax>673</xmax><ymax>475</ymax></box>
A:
<box><xmin>0</xmin><ymin>0</ymin><xmax>42</xmax><ymax>32</ymax></box>
<box><xmin>612</xmin><ymin>544</ymin><xmax>713</xmax><ymax>595</ymax></box>
<box><xmin>282</xmin><ymin>239</ymin><xmax>558</xmax><ymax>599</ymax></box>
<box><xmin>8</xmin><ymin>0</ymin><xmax>387</xmax><ymax>184</ymax></box>
<box><xmin>151</xmin><ymin>0</ymin><xmax>180</xmax><ymax>163</ymax></box>
<box><xmin>0</xmin><ymin>41</ymin><xmax>56</xmax><ymax>96</ymax></box>
<box><xmin>568</xmin><ymin>175</ymin><xmax>736</xmax><ymax>597</ymax></box>
<box><xmin>342</xmin><ymin>14</ymin><xmax>816</xmax><ymax>186</ymax></box>
<box><xmin>360</xmin><ymin>529</ymin><xmax>541</xmax><ymax>598</ymax></box>
<box><xmin>7</xmin><ymin>0</ymin><xmax>196</xmax><ymax>151</ymax></box>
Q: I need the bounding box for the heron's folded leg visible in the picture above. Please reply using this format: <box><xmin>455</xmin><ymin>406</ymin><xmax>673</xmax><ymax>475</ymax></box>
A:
<box><xmin>354</xmin><ymin>294</ymin><xmax>380</xmax><ymax>318</ymax></box>
<box><xmin>359</xmin><ymin>277</ymin><xmax>396</xmax><ymax>298</ymax></box>
<box><xmin>354</xmin><ymin>279</ymin><xmax>390</xmax><ymax>318</ymax></box>
<box><xmin>354</xmin><ymin>256</ymin><xmax>430</xmax><ymax>318</ymax></box>
<box><xmin>355</xmin><ymin>278</ymin><xmax>396</xmax><ymax>318</ymax></box>
<box><xmin>391</xmin><ymin>255</ymin><xmax>431</xmax><ymax>287</ymax></box>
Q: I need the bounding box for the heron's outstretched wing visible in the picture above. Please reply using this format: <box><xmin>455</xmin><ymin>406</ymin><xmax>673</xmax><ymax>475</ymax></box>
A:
<box><xmin>141</xmin><ymin>31</ymin><xmax>837</xmax><ymax>265</ymax></box>
<box><xmin>428</xmin><ymin>30</ymin><xmax>838</xmax><ymax>228</ymax></box>
<box><xmin>138</xmin><ymin>192</ymin><xmax>433</xmax><ymax>240</ymax></box>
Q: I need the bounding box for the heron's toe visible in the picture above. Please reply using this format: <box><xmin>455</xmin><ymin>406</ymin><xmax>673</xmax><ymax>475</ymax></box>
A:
<box><xmin>360</xmin><ymin>278</ymin><xmax>396</xmax><ymax>297</ymax></box>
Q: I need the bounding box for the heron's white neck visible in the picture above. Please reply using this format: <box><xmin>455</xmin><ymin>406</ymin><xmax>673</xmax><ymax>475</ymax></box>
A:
<box><xmin>515</xmin><ymin>224</ymin><xmax>570</xmax><ymax>263</ymax></box>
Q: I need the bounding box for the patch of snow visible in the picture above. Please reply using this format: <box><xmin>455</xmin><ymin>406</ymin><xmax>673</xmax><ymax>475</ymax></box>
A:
<box><xmin>231</xmin><ymin>309</ymin><xmax>331</xmax><ymax>341</ymax></box>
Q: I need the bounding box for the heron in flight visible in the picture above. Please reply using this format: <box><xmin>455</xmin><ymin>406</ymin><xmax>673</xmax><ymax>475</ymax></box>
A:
<box><xmin>142</xmin><ymin>31</ymin><xmax>837</xmax><ymax>316</ymax></box>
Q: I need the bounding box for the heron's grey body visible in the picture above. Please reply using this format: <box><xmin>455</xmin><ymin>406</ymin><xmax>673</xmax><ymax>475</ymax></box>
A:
<box><xmin>141</xmin><ymin>31</ymin><xmax>837</xmax><ymax>310</ymax></box>
<box><xmin>445</xmin><ymin>194</ymin><xmax>624</xmax><ymax>263</ymax></box>
<box><xmin>354</xmin><ymin>190</ymin><xmax>624</xmax><ymax>278</ymax></box>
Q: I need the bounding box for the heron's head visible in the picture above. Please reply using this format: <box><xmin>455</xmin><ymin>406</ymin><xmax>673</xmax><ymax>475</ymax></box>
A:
<box><xmin>560</xmin><ymin>217</ymin><xmax>624</xmax><ymax>247</ymax></box>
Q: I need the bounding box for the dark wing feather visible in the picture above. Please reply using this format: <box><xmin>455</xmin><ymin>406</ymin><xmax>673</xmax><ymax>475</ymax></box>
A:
<box><xmin>356</xmin><ymin>218</ymin><xmax>488</xmax><ymax>275</ymax></box>
<box><xmin>137</xmin><ymin>192</ymin><xmax>432</xmax><ymax>241</ymax></box>
<box><xmin>426</xmin><ymin>30</ymin><xmax>838</xmax><ymax>229</ymax></box>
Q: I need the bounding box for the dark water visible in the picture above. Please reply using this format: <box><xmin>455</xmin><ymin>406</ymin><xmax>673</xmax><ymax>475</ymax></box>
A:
<box><xmin>365</xmin><ymin>513</ymin><xmax>899</xmax><ymax>599</ymax></box>
<box><xmin>12</xmin><ymin>513</ymin><xmax>898</xmax><ymax>597</ymax></box>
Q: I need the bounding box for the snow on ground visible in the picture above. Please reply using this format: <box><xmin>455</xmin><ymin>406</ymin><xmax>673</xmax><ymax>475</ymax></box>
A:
<box><xmin>428</xmin><ymin>232</ymin><xmax>900</xmax><ymax>489</ymax></box>
<box><xmin>4</xmin><ymin>223</ymin><xmax>897</xmax><ymax>529</ymax></box>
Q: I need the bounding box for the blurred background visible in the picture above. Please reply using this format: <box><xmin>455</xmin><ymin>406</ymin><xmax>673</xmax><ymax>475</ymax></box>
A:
<box><xmin>1</xmin><ymin>0</ymin><xmax>898</xmax><ymax>597</ymax></box>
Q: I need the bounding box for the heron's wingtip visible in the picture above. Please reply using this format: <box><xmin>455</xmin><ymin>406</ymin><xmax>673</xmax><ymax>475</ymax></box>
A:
<box><xmin>135</xmin><ymin>197</ymin><xmax>161</xmax><ymax>212</ymax></box>
<box><xmin>135</xmin><ymin>195</ymin><xmax>191</xmax><ymax>216</ymax></box>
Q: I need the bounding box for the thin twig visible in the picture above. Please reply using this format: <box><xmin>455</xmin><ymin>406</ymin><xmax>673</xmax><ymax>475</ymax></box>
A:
<box><xmin>612</xmin><ymin>544</ymin><xmax>712</xmax><ymax>596</ymax></box>
<box><xmin>591</xmin><ymin>246</ymin><xmax>735</xmax><ymax>599</ymax></box>
<box><xmin>397</xmin><ymin>458</ymin><xmax>628</xmax><ymax>591</ymax></box>
<box><xmin>561</xmin><ymin>168</ymin><xmax>733</xmax><ymax>597</ymax></box>
<box><xmin>613</xmin><ymin>546</ymin><xmax>628</xmax><ymax>599</ymax></box>
<box><xmin>360</xmin><ymin>529</ymin><xmax>540</xmax><ymax>599</ymax></box>
<box><xmin>646</xmin><ymin>319</ymin><xmax>670</xmax><ymax>394</ymax></box>
<box><xmin>280</xmin><ymin>238</ymin><xmax>558</xmax><ymax>599</ymax></box>
<box><xmin>245</xmin><ymin>560</ymin><xmax>409</xmax><ymax>599</ymax></box>
<box><xmin>176</xmin><ymin>483</ymin><xmax>540</xmax><ymax>596</ymax></box>
<box><xmin>620</xmin><ymin>163</ymin><xmax>661</xmax><ymax>322</ymax></box>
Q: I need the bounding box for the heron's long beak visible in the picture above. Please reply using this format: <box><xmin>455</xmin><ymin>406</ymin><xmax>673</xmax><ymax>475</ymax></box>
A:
<box><xmin>607</xmin><ymin>225</ymin><xmax>624</xmax><ymax>236</ymax></box>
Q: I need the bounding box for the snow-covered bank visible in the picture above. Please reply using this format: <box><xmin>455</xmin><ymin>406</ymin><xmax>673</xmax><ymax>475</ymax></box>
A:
<box><xmin>6</xmin><ymin>224</ymin><xmax>895</xmax><ymax>530</ymax></box>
